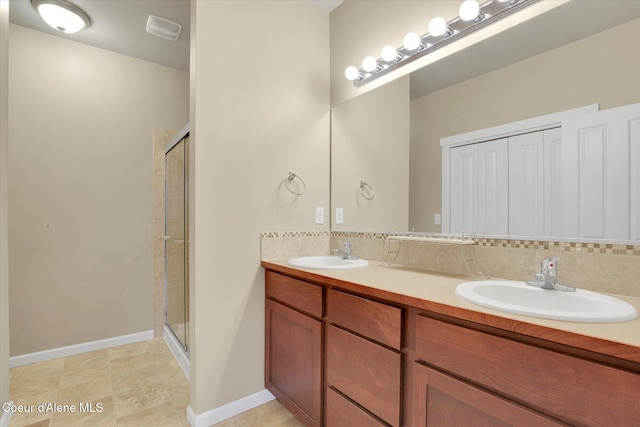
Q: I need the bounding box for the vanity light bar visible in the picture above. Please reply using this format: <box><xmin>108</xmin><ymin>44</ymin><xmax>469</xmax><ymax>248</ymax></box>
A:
<box><xmin>346</xmin><ymin>0</ymin><xmax>541</xmax><ymax>87</ymax></box>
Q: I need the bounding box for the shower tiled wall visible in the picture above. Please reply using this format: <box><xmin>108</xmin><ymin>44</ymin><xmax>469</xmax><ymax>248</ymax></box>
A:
<box><xmin>261</xmin><ymin>231</ymin><xmax>640</xmax><ymax>298</ymax></box>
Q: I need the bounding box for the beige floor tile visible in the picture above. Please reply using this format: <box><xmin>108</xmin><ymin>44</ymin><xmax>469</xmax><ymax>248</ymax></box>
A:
<box><xmin>241</xmin><ymin>400</ymin><xmax>301</xmax><ymax>427</ymax></box>
<box><xmin>214</xmin><ymin>415</ymin><xmax>249</xmax><ymax>427</ymax></box>
<box><xmin>49</xmin><ymin>397</ymin><xmax>116</xmax><ymax>427</ymax></box>
<box><xmin>114</xmin><ymin>403</ymin><xmax>181</xmax><ymax>427</ymax></box>
<box><xmin>112</xmin><ymin>378</ymin><xmax>172</xmax><ymax>419</ymax></box>
<box><xmin>8</xmin><ymin>389</ymin><xmax>59</xmax><ymax>427</ymax></box>
<box><xmin>59</xmin><ymin>362</ymin><xmax>111</xmax><ymax>388</ymax></box>
<box><xmin>145</xmin><ymin>338</ymin><xmax>170</xmax><ymax>355</ymax></box>
<box><xmin>110</xmin><ymin>360</ymin><xmax>158</xmax><ymax>386</ymax></box>
<box><xmin>109</xmin><ymin>352</ymin><xmax>154</xmax><ymax>375</ymax></box>
<box><xmin>56</xmin><ymin>378</ymin><xmax>112</xmax><ymax>407</ymax></box>
<box><xmin>63</xmin><ymin>349</ymin><xmax>110</xmax><ymax>371</ymax></box>
<box><xmin>164</xmin><ymin>381</ymin><xmax>190</xmax><ymax>416</ymax></box>
<box><xmin>10</xmin><ymin>359</ymin><xmax>64</xmax><ymax>396</ymax></box>
<box><xmin>153</xmin><ymin>358</ymin><xmax>186</xmax><ymax>385</ymax></box>
<box><xmin>108</xmin><ymin>342</ymin><xmax>148</xmax><ymax>361</ymax></box>
<box><xmin>21</xmin><ymin>420</ymin><xmax>50</xmax><ymax>427</ymax></box>
<box><xmin>7</xmin><ymin>402</ymin><xmax>53</xmax><ymax>427</ymax></box>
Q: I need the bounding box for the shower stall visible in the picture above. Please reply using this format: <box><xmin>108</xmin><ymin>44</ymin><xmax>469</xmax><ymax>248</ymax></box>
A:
<box><xmin>164</xmin><ymin>126</ymin><xmax>190</xmax><ymax>354</ymax></box>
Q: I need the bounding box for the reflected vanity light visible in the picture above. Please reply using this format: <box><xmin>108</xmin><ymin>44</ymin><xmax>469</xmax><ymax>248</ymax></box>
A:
<box><xmin>459</xmin><ymin>0</ymin><xmax>482</xmax><ymax>22</ymax></box>
<box><xmin>31</xmin><ymin>0</ymin><xmax>91</xmax><ymax>33</ymax></box>
<box><xmin>362</xmin><ymin>56</ymin><xmax>383</xmax><ymax>73</ymax></box>
<box><xmin>344</xmin><ymin>0</ymin><xmax>539</xmax><ymax>87</ymax></box>
<box><xmin>381</xmin><ymin>45</ymin><xmax>405</xmax><ymax>63</ymax></box>
<box><xmin>428</xmin><ymin>17</ymin><xmax>454</xmax><ymax>38</ymax></box>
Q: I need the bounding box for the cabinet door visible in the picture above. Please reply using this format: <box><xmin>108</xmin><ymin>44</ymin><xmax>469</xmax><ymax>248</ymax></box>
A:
<box><xmin>508</xmin><ymin>128</ymin><xmax>561</xmax><ymax>237</ymax></box>
<box><xmin>449</xmin><ymin>143</ymin><xmax>476</xmax><ymax>234</ymax></box>
<box><xmin>413</xmin><ymin>363</ymin><xmax>566</xmax><ymax>427</ymax></box>
<box><xmin>476</xmin><ymin>139</ymin><xmax>509</xmax><ymax>235</ymax></box>
<box><xmin>561</xmin><ymin>103</ymin><xmax>640</xmax><ymax>239</ymax></box>
<box><xmin>265</xmin><ymin>299</ymin><xmax>322</xmax><ymax>427</ymax></box>
<box><xmin>543</xmin><ymin>128</ymin><xmax>563</xmax><ymax>236</ymax></box>
<box><xmin>450</xmin><ymin>139</ymin><xmax>508</xmax><ymax>235</ymax></box>
<box><xmin>509</xmin><ymin>131</ymin><xmax>544</xmax><ymax>236</ymax></box>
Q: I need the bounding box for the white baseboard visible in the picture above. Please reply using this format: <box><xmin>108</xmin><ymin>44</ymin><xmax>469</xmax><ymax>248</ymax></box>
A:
<box><xmin>163</xmin><ymin>325</ymin><xmax>189</xmax><ymax>380</ymax></box>
<box><xmin>9</xmin><ymin>330</ymin><xmax>154</xmax><ymax>368</ymax></box>
<box><xmin>187</xmin><ymin>389</ymin><xmax>275</xmax><ymax>427</ymax></box>
<box><xmin>0</xmin><ymin>402</ymin><xmax>13</xmax><ymax>427</ymax></box>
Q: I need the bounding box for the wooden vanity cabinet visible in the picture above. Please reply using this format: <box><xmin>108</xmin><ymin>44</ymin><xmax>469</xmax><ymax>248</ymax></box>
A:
<box><xmin>413</xmin><ymin>314</ymin><xmax>640</xmax><ymax>427</ymax></box>
<box><xmin>264</xmin><ymin>266</ymin><xmax>640</xmax><ymax>427</ymax></box>
<box><xmin>265</xmin><ymin>271</ymin><xmax>323</xmax><ymax>427</ymax></box>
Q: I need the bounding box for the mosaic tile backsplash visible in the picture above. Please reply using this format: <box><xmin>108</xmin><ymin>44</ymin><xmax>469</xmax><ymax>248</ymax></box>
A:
<box><xmin>262</xmin><ymin>231</ymin><xmax>640</xmax><ymax>298</ymax></box>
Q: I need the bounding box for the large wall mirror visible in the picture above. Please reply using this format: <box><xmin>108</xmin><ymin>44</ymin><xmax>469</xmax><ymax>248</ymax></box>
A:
<box><xmin>331</xmin><ymin>0</ymin><xmax>640</xmax><ymax>242</ymax></box>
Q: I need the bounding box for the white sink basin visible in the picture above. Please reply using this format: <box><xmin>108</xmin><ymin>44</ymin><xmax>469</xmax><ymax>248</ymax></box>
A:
<box><xmin>288</xmin><ymin>256</ymin><xmax>368</xmax><ymax>270</ymax></box>
<box><xmin>455</xmin><ymin>280</ymin><xmax>638</xmax><ymax>323</ymax></box>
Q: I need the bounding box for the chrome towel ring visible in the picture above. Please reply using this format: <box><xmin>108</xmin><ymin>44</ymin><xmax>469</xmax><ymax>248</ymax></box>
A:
<box><xmin>359</xmin><ymin>179</ymin><xmax>374</xmax><ymax>200</ymax></box>
<box><xmin>285</xmin><ymin>172</ymin><xmax>306</xmax><ymax>195</ymax></box>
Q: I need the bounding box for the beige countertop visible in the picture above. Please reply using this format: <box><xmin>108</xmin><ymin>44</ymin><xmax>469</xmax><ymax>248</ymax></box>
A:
<box><xmin>262</xmin><ymin>258</ymin><xmax>640</xmax><ymax>364</ymax></box>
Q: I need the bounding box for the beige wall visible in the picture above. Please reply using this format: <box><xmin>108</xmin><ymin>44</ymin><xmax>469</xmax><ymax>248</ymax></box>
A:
<box><xmin>0</xmin><ymin>0</ymin><xmax>10</xmax><ymax>415</ymax></box>
<box><xmin>410</xmin><ymin>18</ymin><xmax>640</xmax><ymax>232</ymax></box>
<box><xmin>331</xmin><ymin>76</ymin><xmax>409</xmax><ymax>231</ymax></box>
<box><xmin>8</xmin><ymin>25</ymin><xmax>189</xmax><ymax>355</ymax></box>
<box><xmin>190</xmin><ymin>0</ymin><xmax>329</xmax><ymax>415</ymax></box>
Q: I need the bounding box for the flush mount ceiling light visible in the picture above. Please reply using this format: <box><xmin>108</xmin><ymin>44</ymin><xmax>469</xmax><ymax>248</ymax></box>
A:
<box><xmin>31</xmin><ymin>0</ymin><xmax>91</xmax><ymax>34</ymax></box>
<box><xmin>345</xmin><ymin>0</ymin><xmax>540</xmax><ymax>87</ymax></box>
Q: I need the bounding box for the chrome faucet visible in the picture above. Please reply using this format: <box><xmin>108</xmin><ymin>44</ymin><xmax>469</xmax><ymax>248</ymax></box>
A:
<box><xmin>334</xmin><ymin>241</ymin><xmax>358</xmax><ymax>260</ymax></box>
<box><xmin>526</xmin><ymin>257</ymin><xmax>576</xmax><ymax>292</ymax></box>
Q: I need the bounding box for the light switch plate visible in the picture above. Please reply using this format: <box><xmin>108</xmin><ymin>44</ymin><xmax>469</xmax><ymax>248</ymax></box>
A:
<box><xmin>315</xmin><ymin>207</ymin><xmax>324</xmax><ymax>225</ymax></box>
<box><xmin>434</xmin><ymin>214</ymin><xmax>441</xmax><ymax>225</ymax></box>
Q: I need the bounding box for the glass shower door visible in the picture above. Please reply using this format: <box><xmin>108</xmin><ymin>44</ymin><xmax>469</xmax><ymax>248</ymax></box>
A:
<box><xmin>165</xmin><ymin>134</ymin><xmax>189</xmax><ymax>352</ymax></box>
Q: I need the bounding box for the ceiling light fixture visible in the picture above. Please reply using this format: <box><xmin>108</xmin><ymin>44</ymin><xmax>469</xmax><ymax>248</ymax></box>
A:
<box><xmin>31</xmin><ymin>0</ymin><xmax>90</xmax><ymax>34</ymax></box>
<box><xmin>345</xmin><ymin>0</ymin><xmax>539</xmax><ymax>87</ymax></box>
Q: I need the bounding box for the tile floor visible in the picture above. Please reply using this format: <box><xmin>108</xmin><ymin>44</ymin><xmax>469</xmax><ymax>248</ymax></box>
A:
<box><xmin>9</xmin><ymin>338</ymin><xmax>301</xmax><ymax>427</ymax></box>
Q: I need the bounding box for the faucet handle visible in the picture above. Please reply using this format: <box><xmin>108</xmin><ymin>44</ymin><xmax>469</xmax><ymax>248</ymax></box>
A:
<box><xmin>541</xmin><ymin>257</ymin><xmax>560</xmax><ymax>277</ymax></box>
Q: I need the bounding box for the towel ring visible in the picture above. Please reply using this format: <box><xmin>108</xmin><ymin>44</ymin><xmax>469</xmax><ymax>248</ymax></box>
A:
<box><xmin>285</xmin><ymin>172</ymin><xmax>305</xmax><ymax>195</ymax></box>
<box><xmin>359</xmin><ymin>179</ymin><xmax>374</xmax><ymax>200</ymax></box>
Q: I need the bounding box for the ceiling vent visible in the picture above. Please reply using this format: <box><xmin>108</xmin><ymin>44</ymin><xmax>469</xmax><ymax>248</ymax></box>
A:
<box><xmin>146</xmin><ymin>15</ymin><xmax>181</xmax><ymax>41</ymax></box>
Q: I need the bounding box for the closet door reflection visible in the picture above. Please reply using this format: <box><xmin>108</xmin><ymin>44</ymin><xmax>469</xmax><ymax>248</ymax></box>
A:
<box><xmin>165</xmin><ymin>135</ymin><xmax>189</xmax><ymax>352</ymax></box>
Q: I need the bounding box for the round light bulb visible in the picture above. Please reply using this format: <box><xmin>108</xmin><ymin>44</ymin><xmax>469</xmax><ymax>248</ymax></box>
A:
<box><xmin>428</xmin><ymin>16</ymin><xmax>447</xmax><ymax>37</ymax></box>
<box><xmin>362</xmin><ymin>56</ymin><xmax>378</xmax><ymax>72</ymax></box>
<box><xmin>381</xmin><ymin>45</ymin><xmax>398</xmax><ymax>62</ymax></box>
<box><xmin>344</xmin><ymin>65</ymin><xmax>360</xmax><ymax>81</ymax></box>
<box><xmin>403</xmin><ymin>32</ymin><xmax>421</xmax><ymax>51</ymax></box>
<box><xmin>459</xmin><ymin>0</ymin><xmax>480</xmax><ymax>21</ymax></box>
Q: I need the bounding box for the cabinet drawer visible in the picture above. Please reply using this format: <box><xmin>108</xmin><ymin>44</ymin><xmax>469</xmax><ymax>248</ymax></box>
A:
<box><xmin>327</xmin><ymin>289</ymin><xmax>402</xmax><ymax>349</ymax></box>
<box><xmin>266</xmin><ymin>271</ymin><xmax>322</xmax><ymax>317</ymax></box>
<box><xmin>326</xmin><ymin>387</ymin><xmax>386</xmax><ymax>427</ymax></box>
<box><xmin>415</xmin><ymin>315</ymin><xmax>640</xmax><ymax>426</ymax></box>
<box><xmin>413</xmin><ymin>362</ymin><xmax>565</xmax><ymax>426</ymax></box>
<box><xmin>327</xmin><ymin>325</ymin><xmax>401</xmax><ymax>427</ymax></box>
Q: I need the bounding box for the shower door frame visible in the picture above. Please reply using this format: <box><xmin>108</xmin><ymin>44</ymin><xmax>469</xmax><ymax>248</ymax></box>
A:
<box><xmin>164</xmin><ymin>123</ymin><xmax>190</xmax><ymax>354</ymax></box>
